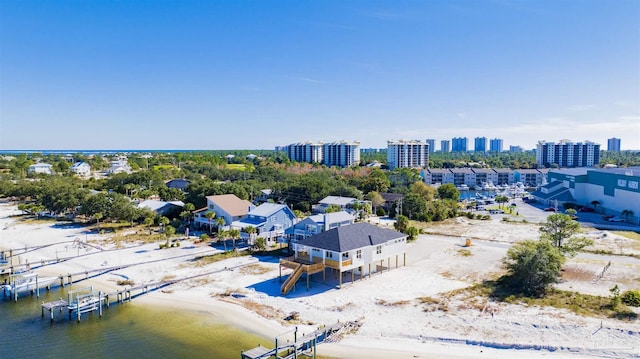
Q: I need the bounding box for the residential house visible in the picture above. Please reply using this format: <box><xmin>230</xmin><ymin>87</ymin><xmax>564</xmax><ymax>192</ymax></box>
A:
<box><xmin>28</xmin><ymin>163</ymin><xmax>53</xmax><ymax>175</ymax></box>
<box><xmin>312</xmin><ymin>196</ymin><xmax>357</xmax><ymax>214</ymax></box>
<box><xmin>70</xmin><ymin>162</ymin><xmax>91</xmax><ymax>177</ymax></box>
<box><xmin>138</xmin><ymin>200</ymin><xmax>185</xmax><ymax>217</ymax></box>
<box><xmin>379</xmin><ymin>193</ymin><xmax>404</xmax><ymax>215</ymax></box>
<box><xmin>288</xmin><ymin>211</ymin><xmax>356</xmax><ymax>242</ymax></box>
<box><xmin>255</xmin><ymin>189</ymin><xmax>273</xmax><ymax>203</ymax></box>
<box><xmin>193</xmin><ymin>194</ymin><xmax>254</xmax><ymax>231</ymax></box>
<box><xmin>230</xmin><ymin>203</ymin><xmax>297</xmax><ymax>246</ymax></box>
<box><xmin>106</xmin><ymin>157</ymin><xmax>132</xmax><ymax>174</ymax></box>
<box><xmin>166</xmin><ymin>179</ymin><xmax>190</xmax><ymax>192</ymax></box>
<box><xmin>280</xmin><ymin>222</ymin><xmax>407</xmax><ymax>294</ymax></box>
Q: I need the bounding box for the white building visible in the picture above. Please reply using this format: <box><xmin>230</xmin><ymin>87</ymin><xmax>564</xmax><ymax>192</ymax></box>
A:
<box><xmin>323</xmin><ymin>140</ymin><xmax>360</xmax><ymax>167</ymax></box>
<box><xmin>386</xmin><ymin>139</ymin><xmax>430</xmax><ymax>169</ymax></box>
<box><xmin>106</xmin><ymin>157</ymin><xmax>132</xmax><ymax>174</ymax></box>
<box><xmin>536</xmin><ymin>140</ymin><xmax>600</xmax><ymax>168</ymax></box>
<box><xmin>287</xmin><ymin>141</ymin><xmax>324</xmax><ymax>164</ymax></box>
<box><xmin>28</xmin><ymin>163</ymin><xmax>53</xmax><ymax>175</ymax></box>
<box><xmin>70</xmin><ymin>162</ymin><xmax>91</xmax><ymax>177</ymax></box>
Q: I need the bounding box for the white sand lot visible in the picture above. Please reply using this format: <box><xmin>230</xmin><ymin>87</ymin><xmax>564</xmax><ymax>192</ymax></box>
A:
<box><xmin>1</xmin><ymin>203</ymin><xmax>639</xmax><ymax>358</ymax></box>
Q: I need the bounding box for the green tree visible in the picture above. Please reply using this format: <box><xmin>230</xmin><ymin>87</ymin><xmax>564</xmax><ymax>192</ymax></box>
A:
<box><xmin>410</xmin><ymin>182</ymin><xmax>436</xmax><ymax>201</ymax></box>
<box><xmin>365</xmin><ymin>191</ymin><xmax>385</xmax><ymax>215</ymax></box>
<box><xmin>205</xmin><ymin>211</ymin><xmax>216</xmax><ymax>233</ymax></box>
<box><xmin>394</xmin><ymin>215</ymin><xmax>409</xmax><ymax>233</ymax></box>
<box><xmin>539</xmin><ymin>213</ymin><xmax>593</xmax><ymax>256</ymax></box>
<box><xmin>253</xmin><ymin>237</ymin><xmax>266</xmax><ymax>252</ymax></box>
<box><xmin>437</xmin><ymin>184</ymin><xmax>460</xmax><ymax>201</ymax></box>
<box><xmin>502</xmin><ymin>239</ymin><xmax>565</xmax><ymax>297</ymax></box>
<box><xmin>215</xmin><ymin>217</ymin><xmax>226</xmax><ymax>237</ymax></box>
<box><xmin>324</xmin><ymin>204</ymin><xmax>342</xmax><ymax>213</ymax></box>
<box><xmin>495</xmin><ymin>195</ymin><xmax>509</xmax><ymax>208</ymax></box>
<box><xmin>406</xmin><ymin>226</ymin><xmax>419</xmax><ymax>241</ymax></box>
<box><xmin>228</xmin><ymin>228</ymin><xmax>241</xmax><ymax>250</ymax></box>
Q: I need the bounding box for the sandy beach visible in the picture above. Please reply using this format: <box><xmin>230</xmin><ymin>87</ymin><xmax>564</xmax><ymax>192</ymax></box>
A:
<box><xmin>1</xmin><ymin>203</ymin><xmax>638</xmax><ymax>359</ymax></box>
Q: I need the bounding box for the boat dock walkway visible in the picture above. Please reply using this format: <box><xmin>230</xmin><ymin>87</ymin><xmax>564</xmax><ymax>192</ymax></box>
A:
<box><xmin>241</xmin><ymin>319</ymin><xmax>363</xmax><ymax>359</ymax></box>
<box><xmin>40</xmin><ymin>259</ymin><xmax>257</xmax><ymax>322</ymax></box>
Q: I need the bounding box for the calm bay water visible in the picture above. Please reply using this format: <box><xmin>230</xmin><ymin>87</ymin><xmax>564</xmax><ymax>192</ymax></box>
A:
<box><xmin>1</xmin><ymin>285</ymin><xmax>270</xmax><ymax>359</ymax></box>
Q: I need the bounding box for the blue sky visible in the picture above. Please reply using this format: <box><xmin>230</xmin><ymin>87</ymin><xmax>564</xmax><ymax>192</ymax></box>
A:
<box><xmin>1</xmin><ymin>0</ymin><xmax>638</xmax><ymax>151</ymax></box>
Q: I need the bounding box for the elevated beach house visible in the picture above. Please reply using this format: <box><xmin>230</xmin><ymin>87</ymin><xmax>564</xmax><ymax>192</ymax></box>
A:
<box><xmin>231</xmin><ymin>203</ymin><xmax>296</xmax><ymax>246</ymax></box>
<box><xmin>193</xmin><ymin>194</ymin><xmax>254</xmax><ymax>231</ymax></box>
<box><xmin>279</xmin><ymin>222</ymin><xmax>407</xmax><ymax>294</ymax></box>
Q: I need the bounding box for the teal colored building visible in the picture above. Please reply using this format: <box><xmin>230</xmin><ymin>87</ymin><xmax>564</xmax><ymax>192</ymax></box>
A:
<box><xmin>532</xmin><ymin>167</ymin><xmax>640</xmax><ymax>223</ymax></box>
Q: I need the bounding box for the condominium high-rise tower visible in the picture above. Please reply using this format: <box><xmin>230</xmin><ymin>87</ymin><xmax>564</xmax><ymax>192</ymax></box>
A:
<box><xmin>536</xmin><ymin>140</ymin><xmax>600</xmax><ymax>167</ymax></box>
<box><xmin>387</xmin><ymin>139</ymin><xmax>430</xmax><ymax>169</ymax></box>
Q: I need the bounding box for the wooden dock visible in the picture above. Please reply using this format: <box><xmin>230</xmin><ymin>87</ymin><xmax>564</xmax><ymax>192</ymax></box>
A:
<box><xmin>241</xmin><ymin>319</ymin><xmax>364</xmax><ymax>359</ymax></box>
<box><xmin>39</xmin><ymin>259</ymin><xmax>257</xmax><ymax>323</ymax></box>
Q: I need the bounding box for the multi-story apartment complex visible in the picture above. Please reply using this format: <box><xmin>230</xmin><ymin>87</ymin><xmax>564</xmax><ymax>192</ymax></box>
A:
<box><xmin>509</xmin><ymin>145</ymin><xmax>524</xmax><ymax>153</ymax></box>
<box><xmin>323</xmin><ymin>140</ymin><xmax>361</xmax><ymax>167</ymax></box>
<box><xmin>287</xmin><ymin>141</ymin><xmax>324</xmax><ymax>164</ymax></box>
<box><xmin>440</xmin><ymin>140</ymin><xmax>450</xmax><ymax>153</ymax></box>
<box><xmin>474</xmin><ymin>137</ymin><xmax>487</xmax><ymax>153</ymax></box>
<box><xmin>607</xmin><ymin>138</ymin><xmax>621</xmax><ymax>152</ymax></box>
<box><xmin>536</xmin><ymin>140</ymin><xmax>600</xmax><ymax>168</ymax></box>
<box><xmin>452</xmin><ymin>137</ymin><xmax>468</xmax><ymax>152</ymax></box>
<box><xmin>489</xmin><ymin>138</ymin><xmax>503</xmax><ymax>152</ymax></box>
<box><xmin>425</xmin><ymin>139</ymin><xmax>435</xmax><ymax>153</ymax></box>
<box><xmin>386</xmin><ymin>139</ymin><xmax>430</xmax><ymax>169</ymax></box>
<box><xmin>286</xmin><ymin>140</ymin><xmax>360</xmax><ymax>167</ymax></box>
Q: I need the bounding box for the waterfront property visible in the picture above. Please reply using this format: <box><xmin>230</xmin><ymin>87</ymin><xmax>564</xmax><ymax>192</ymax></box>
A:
<box><xmin>287</xmin><ymin>211</ymin><xmax>356</xmax><ymax>242</ymax></box>
<box><xmin>231</xmin><ymin>203</ymin><xmax>297</xmax><ymax>246</ymax></box>
<box><xmin>194</xmin><ymin>194</ymin><xmax>254</xmax><ymax>231</ymax></box>
<box><xmin>280</xmin><ymin>222</ymin><xmax>407</xmax><ymax>294</ymax></box>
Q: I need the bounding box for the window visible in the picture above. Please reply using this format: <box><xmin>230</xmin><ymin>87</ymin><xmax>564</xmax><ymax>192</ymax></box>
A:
<box><xmin>342</xmin><ymin>252</ymin><xmax>349</xmax><ymax>259</ymax></box>
<box><xmin>376</xmin><ymin>245</ymin><xmax>382</xmax><ymax>254</ymax></box>
<box><xmin>356</xmin><ymin>249</ymin><xmax>362</xmax><ymax>259</ymax></box>
<box><xmin>325</xmin><ymin>251</ymin><xmax>333</xmax><ymax>259</ymax></box>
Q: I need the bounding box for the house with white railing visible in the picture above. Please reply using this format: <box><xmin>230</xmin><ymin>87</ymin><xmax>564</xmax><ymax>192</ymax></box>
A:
<box><xmin>193</xmin><ymin>194</ymin><xmax>254</xmax><ymax>231</ymax></box>
<box><xmin>279</xmin><ymin>222</ymin><xmax>407</xmax><ymax>294</ymax></box>
<box><xmin>287</xmin><ymin>211</ymin><xmax>356</xmax><ymax>242</ymax></box>
<box><xmin>230</xmin><ymin>203</ymin><xmax>296</xmax><ymax>246</ymax></box>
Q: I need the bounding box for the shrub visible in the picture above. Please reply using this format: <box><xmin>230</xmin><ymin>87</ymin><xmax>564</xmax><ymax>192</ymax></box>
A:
<box><xmin>621</xmin><ymin>290</ymin><xmax>640</xmax><ymax>307</ymax></box>
<box><xmin>376</xmin><ymin>207</ymin><xmax>386</xmax><ymax>216</ymax></box>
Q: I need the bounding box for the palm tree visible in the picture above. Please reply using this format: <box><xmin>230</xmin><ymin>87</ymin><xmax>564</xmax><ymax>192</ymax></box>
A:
<box><xmin>218</xmin><ymin>230</ymin><xmax>228</xmax><ymax>252</ymax></box>
<box><xmin>590</xmin><ymin>200</ymin><xmax>600</xmax><ymax>211</ymax></box>
<box><xmin>228</xmin><ymin>228</ymin><xmax>241</xmax><ymax>250</ymax></box>
<box><xmin>205</xmin><ymin>211</ymin><xmax>216</xmax><ymax>234</ymax></box>
<box><xmin>158</xmin><ymin>216</ymin><xmax>170</xmax><ymax>234</ymax></box>
<box><xmin>215</xmin><ymin>217</ymin><xmax>225</xmax><ymax>234</ymax></box>
<box><xmin>244</xmin><ymin>226</ymin><xmax>257</xmax><ymax>248</ymax></box>
<box><xmin>621</xmin><ymin>209</ymin><xmax>634</xmax><ymax>223</ymax></box>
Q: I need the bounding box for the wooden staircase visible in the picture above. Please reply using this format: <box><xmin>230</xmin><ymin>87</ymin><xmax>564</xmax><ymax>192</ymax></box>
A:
<box><xmin>280</xmin><ymin>259</ymin><xmax>325</xmax><ymax>295</ymax></box>
<box><xmin>281</xmin><ymin>263</ymin><xmax>303</xmax><ymax>295</ymax></box>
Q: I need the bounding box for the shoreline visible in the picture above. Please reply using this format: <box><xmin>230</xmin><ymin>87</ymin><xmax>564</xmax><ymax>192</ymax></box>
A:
<box><xmin>1</xmin><ymin>203</ymin><xmax>639</xmax><ymax>359</ymax></box>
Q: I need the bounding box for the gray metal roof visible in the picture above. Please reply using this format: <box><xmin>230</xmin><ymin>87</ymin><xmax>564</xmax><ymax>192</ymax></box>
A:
<box><xmin>296</xmin><ymin>222</ymin><xmax>406</xmax><ymax>252</ymax></box>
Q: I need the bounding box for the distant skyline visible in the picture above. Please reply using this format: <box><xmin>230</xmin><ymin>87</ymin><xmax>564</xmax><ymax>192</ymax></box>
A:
<box><xmin>1</xmin><ymin>1</ymin><xmax>639</xmax><ymax>151</ymax></box>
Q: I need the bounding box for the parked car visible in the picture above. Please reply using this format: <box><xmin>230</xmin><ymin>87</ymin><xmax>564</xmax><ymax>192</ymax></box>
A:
<box><xmin>608</xmin><ymin>217</ymin><xmax>624</xmax><ymax>222</ymax></box>
<box><xmin>544</xmin><ymin>207</ymin><xmax>556</xmax><ymax>212</ymax></box>
<box><xmin>489</xmin><ymin>209</ymin><xmax>505</xmax><ymax>214</ymax></box>
<box><xmin>578</xmin><ymin>207</ymin><xmax>594</xmax><ymax>212</ymax></box>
